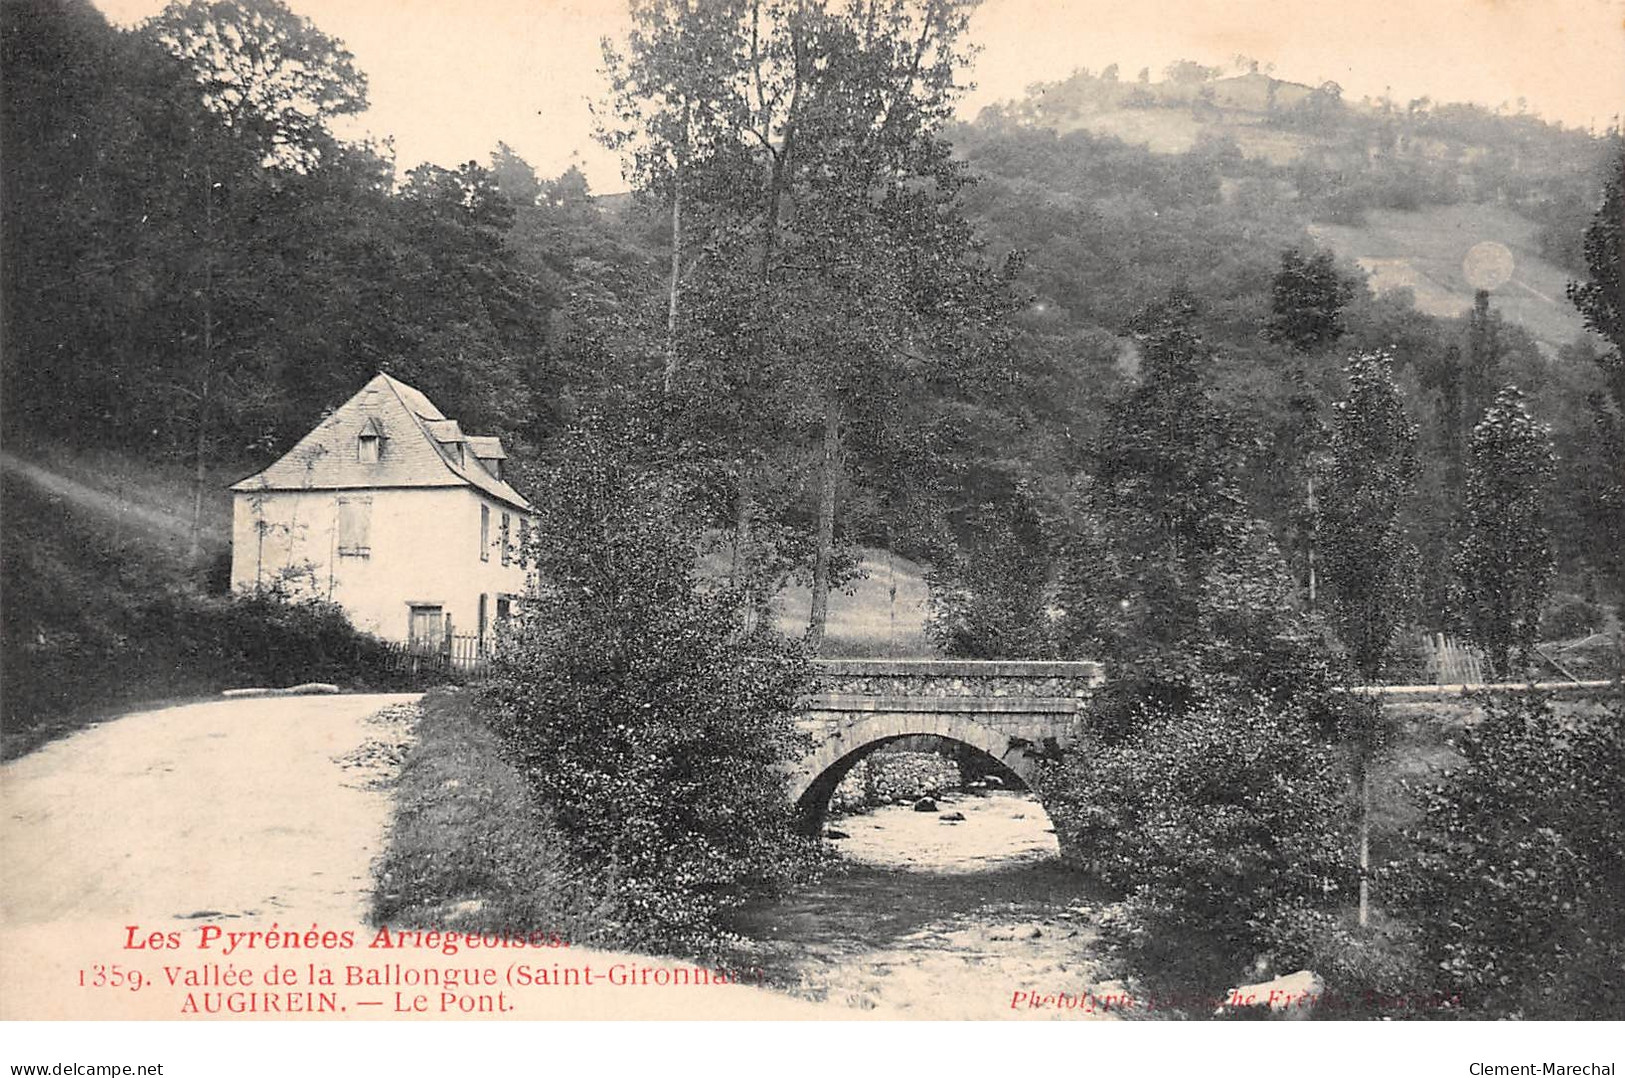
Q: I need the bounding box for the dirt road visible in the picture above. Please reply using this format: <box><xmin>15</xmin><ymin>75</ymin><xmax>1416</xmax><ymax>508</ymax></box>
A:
<box><xmin>0</xmin><ymin>693</ymin><xmax>417</xmax><ymax>1018</ymax></box>
<box><xmin>0</xmin><ymin>692</ymin><xmax>833</xmax><ymax>1020</ymax></box>
<box><xmin>2</xmin><ymin>693</ymin><xmax>419</xmax><ymax>929</ymax></box>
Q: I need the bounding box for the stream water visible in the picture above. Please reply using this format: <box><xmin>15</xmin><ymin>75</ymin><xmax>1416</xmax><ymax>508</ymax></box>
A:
<box><xmin>726</xmin><ymin>789</ymin><xmax>1125</xmax><ymax>1019</ymax></box>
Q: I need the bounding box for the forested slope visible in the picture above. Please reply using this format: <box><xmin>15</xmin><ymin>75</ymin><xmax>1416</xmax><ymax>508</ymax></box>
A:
<box><xmin>3</xmin><ymin>1</ymin><xmax>1620</xmax><ymax>650</ymax></box>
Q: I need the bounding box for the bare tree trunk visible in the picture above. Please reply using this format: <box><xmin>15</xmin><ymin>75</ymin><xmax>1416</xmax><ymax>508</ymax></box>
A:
<box><xmin>188</xmin><ymin>375</ymin><xmax>209</xmax><ymax>566</ymax></box>
<box><xmin>188</xmin><ymin>153</ymin><xmax>215</xmax><ymax>570</ymax></box>
<box><xmin>1358</xmin><ymin>762</ymin><xmax>1371</xmax><ymax>928</ymax></box>
<box><xmin>732</xmin><ymin>135</ymin><xmax>790</xmax><ymax>617</ymax></box>
<box><xmin>808</xmin><ymin>393</ymin><xmax>842</xmax><ymax>650</ymax></box>
<box><xmin>664</xmin><ymin>116</ymin><xmax>687</xmax><ymax>393</ymax></box>
<box><xmin>1306</xmin><ymin>473</ymin><xmax>1318</xmax><ymax>607</ymax></box>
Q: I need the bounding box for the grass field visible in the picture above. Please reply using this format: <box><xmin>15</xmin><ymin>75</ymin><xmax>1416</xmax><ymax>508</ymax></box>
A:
<box><xmin>771</xmin><ymin>548</ymin><xmax>938</xmax><ymax>657</ymax></box>
<box><xmin>1310</xmin><ymin>202</ymin><xmax>1587</xmax><ymax>354</ymax></box>
<box><xmin>1058</xmin><ymin>108</ymin><xmax>1317</xmax><ymax>166</ymax></box>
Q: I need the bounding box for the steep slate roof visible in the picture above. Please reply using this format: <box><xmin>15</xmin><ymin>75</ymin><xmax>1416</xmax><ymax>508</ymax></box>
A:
<box><xmin>230</xmin><ymin>372</ymin><xmax>532</xmax><ymax>512</ymax></box>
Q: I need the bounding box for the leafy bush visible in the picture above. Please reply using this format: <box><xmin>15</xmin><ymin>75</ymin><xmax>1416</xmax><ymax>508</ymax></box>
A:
<box><xmin>481</xmin><ymin>424</ymin><xmax>820</xmax><ymax>952</ymax></box>
<box><xmin>926</xmin><ymin>495</ymin><xmax>1055</xmax><ymax>659</ymax></box>
<box><xmin>1388</xmin><ymin>693</ymin><xmax>1625</xmax><ymax>1018</ymax></box>
<box><xmin>5</xmin><ymin>587</ymin><xmax>408</xmax><ymax>757</ymax></box>
<box><xmin>1042</xmin><ymin>696</ymin><xmax>1357</xmax><ymax>991</ymax></box>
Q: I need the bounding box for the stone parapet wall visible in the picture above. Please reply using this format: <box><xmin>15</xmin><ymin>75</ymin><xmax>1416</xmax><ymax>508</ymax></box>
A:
<box><xmin>812</xmin><ymin>659</ymin><xmax>1104</xmax><ymax>700</ymax></box>
<box><xmin>796</xmin><ymin>707</ymin><xmax>1075</xmax><ymax>745</ymax></box>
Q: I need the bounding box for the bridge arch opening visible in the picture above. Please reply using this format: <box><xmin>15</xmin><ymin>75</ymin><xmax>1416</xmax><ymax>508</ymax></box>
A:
<box><xmin>793</xmin><ymin>658</ymin><xmax>1100</xmax><ymax>849</ymax></box>
<box><xmin>791</xmin><ymin>714</ymin><xmax>1050</xmax><ymax>836</ymax></box>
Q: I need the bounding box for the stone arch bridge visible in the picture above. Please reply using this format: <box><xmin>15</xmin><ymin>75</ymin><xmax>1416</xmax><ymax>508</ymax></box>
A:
<box><xmin>793</xmin><ymin>659</ymin><xmax>1104</xmax><ymax>831</ymax></box>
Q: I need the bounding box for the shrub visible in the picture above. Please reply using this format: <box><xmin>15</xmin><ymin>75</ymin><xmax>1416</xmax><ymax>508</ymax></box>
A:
<box><xmin>926</xmin><ymin>495</ymin><xmax>1055</xmax><ymax>659</ymax></box>
<box><xmin>1387</xmin><ymin>693</ymin><xmax>1625</xmax><ymax>1018</ymax></box>
<box><xmin>481</xmin><ymin>425</ymin><xmax>820</xmax><ymax>952</ymax></box>
<box><xmin>3</xmin><ymin>582</ymin><xmax>409</xmax><ymax>756</ymax></box>
<box><xmin>1042</xmin><ymin>696</ymin><xmax>1357</xmax><ymax>992</ymax></box>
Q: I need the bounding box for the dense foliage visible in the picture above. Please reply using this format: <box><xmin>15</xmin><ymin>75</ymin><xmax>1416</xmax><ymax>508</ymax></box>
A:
<box><xmin>1458</xmin><ymin>387</ymin><xmax>1557</xmax><ymax>679</ymax></box>
<box><xmin>5</xmin><ymin>0</ymin><xmax>1621</xmax><ymax>638</ymax></box>
<box><xmin>481</xmin><ymin>422</ymin><xmax>818</xmax><ymax>950</ymax></box>
<box><xmin>1044</xmin><ymin>696</ymin><xmax>1357</xmax><ymax>992</ymax></box>
<box><xmin>1390</xmin><ymin>694</ymin><xmax>1625</xmax><ymax>1018</ymax></box>
<box><xmin>1318</xmin><ymin>350</ymin><xmax>1420</xmax><ymax>681</ymax></box>
<box><xmin>4</xmin><ymin>0</ymin><xmax>1623</xmax><ymax>1006</ymax></box>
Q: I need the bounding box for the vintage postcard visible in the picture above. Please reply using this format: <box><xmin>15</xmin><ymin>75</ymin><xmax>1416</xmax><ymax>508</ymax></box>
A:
<box><xmin>2</xmin><ymin>0</ymin><xmax>1622</xmax><ymax>1068</ymax></box>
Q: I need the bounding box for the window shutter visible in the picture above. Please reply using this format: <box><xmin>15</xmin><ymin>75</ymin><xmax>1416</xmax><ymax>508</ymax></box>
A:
<box><xmin>337</xmin><ymin>498</ymin><xmax>372</xmax><ymax>556</ymax></box>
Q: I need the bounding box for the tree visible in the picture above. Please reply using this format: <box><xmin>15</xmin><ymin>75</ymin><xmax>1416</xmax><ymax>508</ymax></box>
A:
<box><xmin>601</xmin><ymin>0</ymin><xmax>1013</xmax><ymax>650</ymax></box>
<box><xmin>1318</xmin><ymin>350</ymin><xmax>1420</xmax><ymax>681</ymax></box>
<box><xmin>1265</xmin><ymin>247</ymin><xmax>1355</xmax><ymax>355</ymax></box>
<box><xmin>598</xmin><ymin>0</ymin><xmax>758</xmax><ymax>390</ymax></box>
<box><xmin>1316</xmin><ymin>349</ymin><xmax>1418</xmax><ymax>926</ymax></box>
<box><xmin>1567</xmin><ymin>142</ymin><xmax>1624</xmax><ymax>385</ymax></box>
<box><xmin>142</xmin><ymin>0</ymin><xmax>369</xmax><ymax>562</ymax></box>
<box><xmin>482</xmin><ymin>419</ymin><xmax>816</xmax><ymax>949</ymax></box>
<box><xmin>1458</xmin><ymin>386</ymin><xmax>1556</xmax><ymax>680</ymax></box>
<box><xmin>925</xmin><ymin>491</ymin><xmax>1054</xmax><ymax>658</ymax></box>
<box><xmin>1055</xmin><ymin>293</ymin><xmax>1330</xmax><ymax>717</ymax></box>
<box><xmin>143</xmin><ymin>0</ymin><xmax>367</xmax><ymax>171</ymax></box>
<box><xmin>1566</xmin><ymin>141</ymin><xmax>1625</xmax><ymax>603</ymax></box>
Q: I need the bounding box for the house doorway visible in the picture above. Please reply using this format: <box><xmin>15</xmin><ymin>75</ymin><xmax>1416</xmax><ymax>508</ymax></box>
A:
<box><xmin>408</xmin><ymin>605</ymin><xmax>445</xmax><ymax>650</ymax></box>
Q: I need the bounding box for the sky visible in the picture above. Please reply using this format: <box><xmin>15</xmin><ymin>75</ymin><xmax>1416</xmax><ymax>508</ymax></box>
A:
<box><xmin>95</xmin><ymin>0</ymin><xmax>1625</xmax><ymax>194</ymax></box>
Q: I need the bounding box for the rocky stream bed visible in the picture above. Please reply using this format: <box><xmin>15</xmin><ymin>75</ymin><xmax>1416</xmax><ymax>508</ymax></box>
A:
<box><xmin>725</xmin><ymin>789</ymin><xmax>1128</xmax><ymax>1019</ymax></box>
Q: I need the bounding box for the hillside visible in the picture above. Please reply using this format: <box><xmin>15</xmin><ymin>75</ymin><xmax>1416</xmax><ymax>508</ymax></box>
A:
<box><xmin>1309</xmin><ymin>203</ymin><xmax>1587</xmax><ymax>354</ymax></box>
<box><xmin>976</xmin><ymin>62</ymin><xmax>1612</xmax><ymax>359</ymax></box>
<box><xmin>0</xmin><ymin>444</ymin><xmax>405</xmax><ymax>756</ymax></box>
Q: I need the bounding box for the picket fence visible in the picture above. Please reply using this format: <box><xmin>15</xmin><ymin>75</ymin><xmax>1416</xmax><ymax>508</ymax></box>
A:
<box><xmin>1423</xmin><ymin>632</ymin><xmax>1485</xmax><ymax>686</ymax></box>
<box><xmin>380</xmin><ymin>633</ymin><xmax>492</xmax><ymax>681</ymax></box>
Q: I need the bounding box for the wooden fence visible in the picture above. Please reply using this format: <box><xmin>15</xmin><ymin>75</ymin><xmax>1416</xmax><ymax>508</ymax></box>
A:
<box><xmin>1423</xmin><ymin>632</ymin><xmax>1485</xmax><ymax>686</ymax></box>
<box><xmin>381</xmin><ymin>633</ymin><xmax>492</xmax><ymax>681</ymax></box>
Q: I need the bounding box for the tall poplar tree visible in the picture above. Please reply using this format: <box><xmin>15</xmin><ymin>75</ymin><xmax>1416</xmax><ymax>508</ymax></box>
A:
<box><xmin>1317</xmin><ymin>348</ymin><xmax>1418</xmax><ymax>927</ymax></box>
<box><xmin>1458</xmin><ymin>386</ymin><xmax>1556</xmax><ymax>680</ymax></box>
<box><xmin>1318</xmin><ymin>350</ymin><xmax>1420</xmax><ymax>682</ymax></box>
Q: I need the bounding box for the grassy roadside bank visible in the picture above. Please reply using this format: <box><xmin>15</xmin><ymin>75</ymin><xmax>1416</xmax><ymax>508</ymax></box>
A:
<box><xmin>370</xmin><ymin>688</ymin><xmax>613</xmax><ymax>945</ymax></box>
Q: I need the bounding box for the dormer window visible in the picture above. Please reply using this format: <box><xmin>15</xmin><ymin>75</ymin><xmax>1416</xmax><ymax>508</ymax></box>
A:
<box><xmin>357</xmin><ymin>418</ymin><xmax>383</xmax><ymax>463</ymax></box>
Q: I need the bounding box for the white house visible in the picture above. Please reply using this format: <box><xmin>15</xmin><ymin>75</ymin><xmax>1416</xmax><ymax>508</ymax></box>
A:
<box><xmin>230</xmin><ymin>372</ymin><xmax>534</xmax><ymax>649</ymax></box>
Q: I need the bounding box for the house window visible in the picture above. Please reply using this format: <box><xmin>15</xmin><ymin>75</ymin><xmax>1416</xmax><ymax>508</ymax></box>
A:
<box><xmin>500</xmin><ymin>512</ymin><xmax>511</xmax><ymax>566</ymax></box>
<box><xmin>479</xmin><ymin>504</ymin><xmax>490</xmax><ymax>561</ymax></box>
<box><xmin>358</xmin><ymin>433</ymin><xmax>379</xmax><ymax>463</ymax></box>
<box><xmin>496</xmin><ymin>596</ymin><xmax>512</xmax><ymax>622</ymax></box>
<box><xmin>478</xmin><ymin>593</ymin><xmax>489</xmax><ymax>651</ymax></box>
<box><xmin>337</xmin><ymin>497</ymin><xmax>372</xmax><ymax>557</ymax></box>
